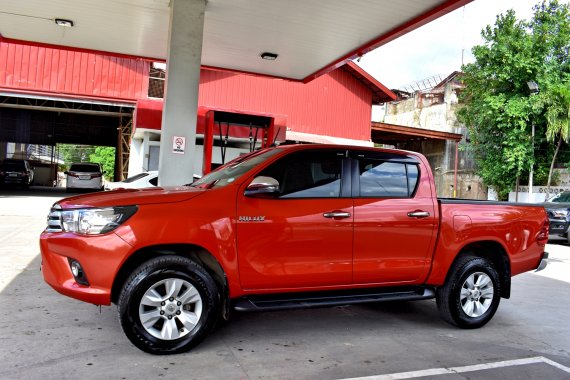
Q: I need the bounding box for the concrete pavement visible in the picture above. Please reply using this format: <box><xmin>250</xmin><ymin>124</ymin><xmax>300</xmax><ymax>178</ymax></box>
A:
<box><xmin>0</xmin><ymin>188</ymin><xmax>569</xmax><ymax>380</ymax></box>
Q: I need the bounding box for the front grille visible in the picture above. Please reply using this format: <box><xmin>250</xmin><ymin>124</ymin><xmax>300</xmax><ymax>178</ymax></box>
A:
<box><xmin>46</xmin><ymin>205</ymin><xmax>63</xmax><ymax>233</ymax></box>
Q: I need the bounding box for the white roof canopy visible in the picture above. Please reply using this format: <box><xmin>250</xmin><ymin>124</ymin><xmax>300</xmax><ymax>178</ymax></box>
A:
<box><xmin>0</xmin><ymin>0</ymin><xmax>471</xmax><ymax>81</ymax></box>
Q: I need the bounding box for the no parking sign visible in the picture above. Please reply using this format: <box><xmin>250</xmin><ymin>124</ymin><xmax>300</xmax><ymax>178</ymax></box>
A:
<box><xmin>172</xmin><ymin>136</ymin><xmax>186</xmax><ymax>154</ymax></box>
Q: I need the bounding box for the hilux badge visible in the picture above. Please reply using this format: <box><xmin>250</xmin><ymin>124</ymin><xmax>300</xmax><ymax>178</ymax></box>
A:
<box><xmin>239</xmin><ymin>216</ymin><xmax>265</xmax><ymax>222</ymax></box>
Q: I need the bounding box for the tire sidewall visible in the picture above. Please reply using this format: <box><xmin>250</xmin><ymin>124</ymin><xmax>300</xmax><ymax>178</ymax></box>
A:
<box><xmin>119</xmin><ymin>257</ymin><xmax>219</xmax><ymax>354</ymax></box>
<box><xmin>450</xmin><ymin>259</ymin><xmax>500</xmax><ymax>328</ymax></box>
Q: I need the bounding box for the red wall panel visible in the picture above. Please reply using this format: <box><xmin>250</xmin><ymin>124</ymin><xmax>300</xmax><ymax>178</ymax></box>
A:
<box><xmin>138</xmin><ymin>67</ymin><xmax>373</xmax><ymax>141</ymax></box>
<box><xmin>0</xmin><ymin>40</ymin><xmax>150</xmax><ymax>101</ymax></box>
<box><xmin>198</xmin><ymin>67</ymin><xmax>373</xmax><ymax>141</ymax></box>
<box><xmin>1</xmin><ymin>40</ymin><xmax>374</xmax><ymax>141</ymax></box>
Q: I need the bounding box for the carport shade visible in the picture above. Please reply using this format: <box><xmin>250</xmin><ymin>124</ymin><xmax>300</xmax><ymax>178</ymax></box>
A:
<box><xmin>0</xmin><ymin>0</ymin><xmax>473</xmax><ymax>82</ymax></box>
<box><xmin>0</xmin><ymin>0</ymin><xmax>473</xmax><ymax>186</ymax></box>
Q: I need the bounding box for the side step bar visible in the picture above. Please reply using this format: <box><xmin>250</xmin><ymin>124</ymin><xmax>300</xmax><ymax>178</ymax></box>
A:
<box><xmin>233</xmin><ymin>287</ymin><xmax>435</xmax><ymax>312</ymax></box>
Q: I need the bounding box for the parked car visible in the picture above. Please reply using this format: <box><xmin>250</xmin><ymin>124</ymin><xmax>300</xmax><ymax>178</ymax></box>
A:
<box><xmin>65</xmin><ymin>163</ymin><xmax>104</xmax><ymax>191</ymax></box>
<box><xmin>105</xmin><ymin>171</ymin><xmax>158</xmax><ymax>191</ymax></box>
<box><xmin>41</xmin><ymin>144</ymin><xmax>548</xmax><ymax>354</ymax></box>
<box><xmin>542</xmin><ymin>191</ymin><xmax>570</xmax><ymax>242</ymax></box>
<box><xmin>0</xmin><ymin>159</ymin><xmax>34</xmax><ymax>188</ymax></box>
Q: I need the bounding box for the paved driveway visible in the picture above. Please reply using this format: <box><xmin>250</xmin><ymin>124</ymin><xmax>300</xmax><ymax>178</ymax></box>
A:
<box><xmin>0</xmin><ymin>188</ymin><xmax>569</xmax><ymax>379</ymax></box>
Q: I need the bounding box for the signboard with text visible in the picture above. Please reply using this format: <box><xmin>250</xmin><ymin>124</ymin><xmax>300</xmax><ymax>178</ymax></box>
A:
<box><xmin>172</xmin><ymin>136</ymin><xmax>185</xmax><ymax>154</ymax></box>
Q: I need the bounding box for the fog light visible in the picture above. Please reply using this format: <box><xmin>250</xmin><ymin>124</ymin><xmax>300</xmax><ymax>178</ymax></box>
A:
<box><xmin>68</xmin><ymin>258</ymin><xmax>89</xmax><ymax>286</ymax></box>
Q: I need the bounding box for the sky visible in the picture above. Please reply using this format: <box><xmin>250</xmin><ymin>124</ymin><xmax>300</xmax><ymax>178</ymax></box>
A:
<box><xmin>357</xmin><ymin>0</ymin><xmax>569</xmax><ymax>90</ymax></box>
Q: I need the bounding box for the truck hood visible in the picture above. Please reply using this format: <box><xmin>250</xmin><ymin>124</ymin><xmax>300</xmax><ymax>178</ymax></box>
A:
<box><xmin>56</xmin><ymin>186</ymin><xmax>206</xmax><ymax>209</ymax></box>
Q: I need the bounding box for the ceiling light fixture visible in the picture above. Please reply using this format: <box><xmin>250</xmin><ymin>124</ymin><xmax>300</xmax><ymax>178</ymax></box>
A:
<box><xmin>260</xmin><ymin>52</ymin><xmax>278</xmax><ymax>61</ymax></box>
<box><xmin>55</xmin><ymin>18</ymin><xmax>74</xmax><ymax>28</ymax></box>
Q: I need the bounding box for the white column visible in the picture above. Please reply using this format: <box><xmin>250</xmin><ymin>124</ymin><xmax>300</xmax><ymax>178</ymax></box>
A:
<box><xmin>158</xmin><ymin>0</ymin><xmax>206</xmax><ymax>186</ymax></box>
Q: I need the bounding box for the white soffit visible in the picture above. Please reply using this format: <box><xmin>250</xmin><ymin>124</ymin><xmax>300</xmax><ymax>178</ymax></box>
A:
<box><xmin>0</xmin><ymin>0</ymin><xmax>470</xmax><ymax>81</ymax></box>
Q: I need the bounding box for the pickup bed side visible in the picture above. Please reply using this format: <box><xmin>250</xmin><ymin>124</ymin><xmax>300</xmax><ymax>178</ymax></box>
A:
<box><xmin>427</xmin><ymin>199</ymin><xmax>548</xmax><ymax>296</ymax></box>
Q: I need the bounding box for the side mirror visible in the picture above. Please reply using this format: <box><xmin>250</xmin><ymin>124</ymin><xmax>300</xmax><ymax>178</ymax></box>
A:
<box><xmin>245</xmin><ymin>176</ymin><xmax>280</xmax><ymax>198</ymax></box>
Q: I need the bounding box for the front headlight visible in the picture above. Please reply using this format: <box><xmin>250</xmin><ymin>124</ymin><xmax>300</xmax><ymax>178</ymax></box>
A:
<box><xmin>550</xmin><ymin>209</ymin><xmax>569</xmax><ymax>218</ymax></box>
<box><xmin>60</xmin><ymin>206</ymin><xmax>138</xmax><ymax>235</ymax></box>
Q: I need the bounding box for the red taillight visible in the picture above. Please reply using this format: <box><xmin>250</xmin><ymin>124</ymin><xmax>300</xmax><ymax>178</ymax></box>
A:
<box><xmin>68</xmin><ymin>172</ymin><xmax>79</xmax><ymax>178</ymax></box>
<box><xmin>537</xmin><ymin>220</ymin><xmax>549</xmax><ymax>246</ymax></box>
<box><xmin>91</xmin><ymin>173</ymin><xmax>102</xmax><ymax>179</ymax></box>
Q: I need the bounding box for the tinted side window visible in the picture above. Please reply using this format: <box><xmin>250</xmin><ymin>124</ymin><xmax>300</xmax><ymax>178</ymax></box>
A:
<box><xmin>359</xmin><ymin>160</ymin><xmax>419</xmax><ymax>197</ymax></box>
<box><xmin>258</xmin><ymin>151</ymin><xmax>343</xmax><ymax>198</ymax></box>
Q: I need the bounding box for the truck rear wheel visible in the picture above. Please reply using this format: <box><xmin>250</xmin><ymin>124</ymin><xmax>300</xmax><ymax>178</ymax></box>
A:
<box><xmin>118</xmin><ymin>256</ymin><xmax>220</xmax><ymax>354</ymax></box>
<box><xmin>436</xmin><ymin>255</ymin><xmax>500</xmax><ymax>329</ymax></box>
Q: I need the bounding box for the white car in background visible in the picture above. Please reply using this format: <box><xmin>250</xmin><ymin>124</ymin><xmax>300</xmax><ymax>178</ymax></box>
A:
<box><xmin>65</xmin><ymin>163</ymin><xmax>104</xmax><ymax>192</ymax></box>
<box><xmin>105</xmin><ymin>171</ymin><xmax>158</xmax><ymax>190</ymax></box>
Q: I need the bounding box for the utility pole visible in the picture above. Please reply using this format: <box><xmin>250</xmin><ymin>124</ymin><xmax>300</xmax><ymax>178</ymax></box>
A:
<box><xmin>527</xmin><ymin>81</ymin><xmax>539</xmax><ymax>203</ymax></box>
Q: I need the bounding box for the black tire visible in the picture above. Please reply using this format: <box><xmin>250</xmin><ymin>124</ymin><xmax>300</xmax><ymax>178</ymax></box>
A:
<box><xmin>436</xmin><ymin>255</ymin><xmax>501</xmax><ymax>329</ymax></box>
<box><xmin>118</xmin><ymin>256</ymin><xmax>220</xmax><ymax>354</ymax></box>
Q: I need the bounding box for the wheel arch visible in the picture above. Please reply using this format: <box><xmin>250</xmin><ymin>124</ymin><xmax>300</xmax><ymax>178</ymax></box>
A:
<box><xmin>449</xmin><ymin>240</ymin><xmax>511</xmax><ymax>298</ymax></box>
<box><xmin>111</xmin><ymin>244</ymin><xmax>230</xmax><ymax>318</ymax></box>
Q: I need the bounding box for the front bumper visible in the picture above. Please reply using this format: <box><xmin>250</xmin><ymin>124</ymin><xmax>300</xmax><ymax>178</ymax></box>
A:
<box><xmin>40</xmin><ymin>231</ymin><xmax>133</xmax><ymax>305</ymax></box>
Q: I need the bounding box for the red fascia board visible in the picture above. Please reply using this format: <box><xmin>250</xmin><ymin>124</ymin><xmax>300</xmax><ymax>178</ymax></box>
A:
<box><xmin>200</xmin><ymin>65</ymin><xmax>302</xmax><ymax>82</ymax></box>
<box><xmin>302</xmin><ymin>0</ymin><xmax>473</xmax><ymax>83</ymax></box>
<box><xmin>0</xmin><ymin>35</ymin><xmax>158</xmax><ymax>63</ymax></box>
<box><xmin>0</xmin><ymin>86</ymin><xmax>137</xmax><ymax>105</ymax></box>
<box><xmin>345</xmin><ymin>62</ymin><xmax>397</xmax><ymax>102</ymax></box>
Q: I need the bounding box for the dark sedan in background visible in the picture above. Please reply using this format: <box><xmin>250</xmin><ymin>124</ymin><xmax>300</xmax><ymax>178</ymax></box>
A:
<box><xmin>0</xmin><ymin>159</ymin><xmax>34</xmax><ymax>188</ymax></box>
<box><xmin>543</xmin><ymin>191</ymin><xmax>570</xmax><ymax>243</ymax></box>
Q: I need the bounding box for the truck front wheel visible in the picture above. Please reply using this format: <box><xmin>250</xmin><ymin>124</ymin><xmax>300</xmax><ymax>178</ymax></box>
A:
<box><xmin>436</xmin><ymin>255</ymin><xmax>501</xmax><ymax>329</ymax></box>
<box><xmin>118</xmin><ymin>256</ymin><xmax>220</xmax><ymax>354</ymax></box>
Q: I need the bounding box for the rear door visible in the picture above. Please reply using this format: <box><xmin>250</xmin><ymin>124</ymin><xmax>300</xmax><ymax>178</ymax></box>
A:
<box><xmin>236</xmin><ymin>149</ymin><xmax>353</xmax><ymax>290</ymax></box>
<box><xmin>351</xmin><ymin>151</ymin><xmax>438</xmax><ymax>284</ymax></box>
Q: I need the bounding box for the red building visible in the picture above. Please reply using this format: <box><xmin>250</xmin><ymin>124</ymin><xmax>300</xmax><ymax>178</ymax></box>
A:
<box><xmin>0</xmin><ymin>37</ymin><xmax>395</xmax><ymax>180</ymax></box>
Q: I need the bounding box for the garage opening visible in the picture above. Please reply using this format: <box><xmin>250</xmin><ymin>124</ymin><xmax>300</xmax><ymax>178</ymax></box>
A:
<box><xmin>0</xmin><ymin>94</ymin><xmax>134</xmax><ymax>186</ymax></box>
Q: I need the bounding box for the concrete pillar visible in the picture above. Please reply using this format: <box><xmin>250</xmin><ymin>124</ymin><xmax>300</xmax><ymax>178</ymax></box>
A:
<box><xmin>158</xmin><ymin>0</ymin><xmax>206</xmax><ymax>186</ymax></box>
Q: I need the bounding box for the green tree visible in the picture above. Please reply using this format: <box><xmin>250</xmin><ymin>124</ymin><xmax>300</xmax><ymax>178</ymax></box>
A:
<box><xmin>544</xmin><ymin>83</ymin><xmax>570</xmax><ymax>193</ymax></box>
<box><xmin>532</xmin><ymin>1</ymin><xmax>570</xmax><ymax>193</ymax></box>
<box><xmin>89</xmin><ymin>147</ymin><xmax>116</xmax><ymax>181</ymax></box>
<box><xmin>459</xmin><ymin>1</ymin><xmax>570</xmax><ymax>200</ymax></box>
<box><xmin>58</xmin><ymin>144</ymin><xmax>96</xmax><ymax>170</ymax></box>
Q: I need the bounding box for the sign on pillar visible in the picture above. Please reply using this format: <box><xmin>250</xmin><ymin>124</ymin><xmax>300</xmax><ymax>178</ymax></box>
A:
<box><xmin>172</xmin><ymin>136</ymin><xmax>186</xmax><ymax>154</ymax></box>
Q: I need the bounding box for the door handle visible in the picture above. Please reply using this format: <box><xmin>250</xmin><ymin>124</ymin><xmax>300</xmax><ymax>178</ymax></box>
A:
<box><xmin>323</xmin><ymin>212</ymin><xmax>351</xmax><ymax>219</ymax></box>
<box><xmin>407</xmin><ymin>211</ymin><xmax>430</xmax><ymax>218</ymax></box>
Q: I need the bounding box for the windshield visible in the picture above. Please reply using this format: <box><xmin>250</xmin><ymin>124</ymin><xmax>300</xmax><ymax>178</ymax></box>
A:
<box><xmin>190</xmin><ymin>148</ymin><xmax>281</xmax><ymax>189</ymax></box>
<box><xmin>2</xmin><ymin>162</ymin><xmax>25</xmax><ymax>171</ymax></box>
<box><xmin>70</xmin><ymin>164</ymin><xmax>100</xmax><ymax>173</ymax></box>
<box><xmin>548</xmin><ymin>191</ymin><xmax>570</xmax><ymax>203</ymax></box>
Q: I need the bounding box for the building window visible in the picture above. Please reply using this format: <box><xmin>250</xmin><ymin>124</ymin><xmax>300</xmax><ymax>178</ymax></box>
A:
<box><xmin>148</xmin><ymin>63</ymin><xmax>166</xmax><ymax>99</ymax></box>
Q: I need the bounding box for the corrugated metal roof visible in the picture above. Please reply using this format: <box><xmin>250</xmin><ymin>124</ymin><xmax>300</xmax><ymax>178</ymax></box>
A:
<box><xmin>0</xmin><ymin>39</ymin><xmax>149</xmax><ymax>100</ymax></box>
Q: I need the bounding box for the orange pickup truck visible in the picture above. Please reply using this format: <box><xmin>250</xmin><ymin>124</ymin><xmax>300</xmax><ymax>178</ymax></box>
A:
<box><xmin>41</xmin><ymin>144</ymin><xmax>549</xmax><ymax>354</ymax></box>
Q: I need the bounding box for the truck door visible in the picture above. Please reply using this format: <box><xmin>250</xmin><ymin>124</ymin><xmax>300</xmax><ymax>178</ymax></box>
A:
<box><xmin>236</xmin><ymin>150</ymin><xmax>353</xmax><ymax>290</ymax></box>
<box><xmin>351</xmin><ymin>151</ymin><xmax>438</xmax><ymax>284</ymax></box>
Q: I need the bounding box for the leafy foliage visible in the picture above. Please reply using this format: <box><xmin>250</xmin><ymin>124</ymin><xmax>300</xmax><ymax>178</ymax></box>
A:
<box><xmin>459</xmin><ymin>1</ymin><xmax>570</xmax><ymax>199</ymax></box>
<box><xmin>58</xmin><ymin>144</ymin><xmax>116</xmax><ymax>181</ymax></box>
<box><xmin>89</xmin><ymin>147</ymin><xmax>116</xmax><ymax>181</ymax></box>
